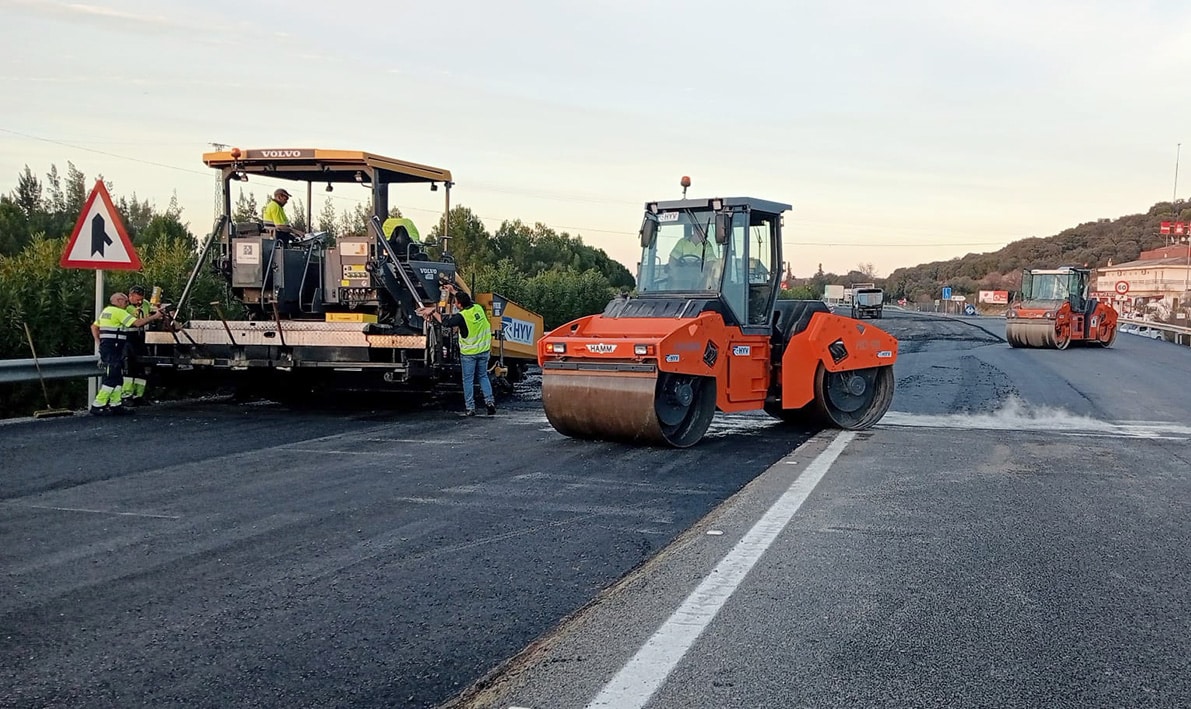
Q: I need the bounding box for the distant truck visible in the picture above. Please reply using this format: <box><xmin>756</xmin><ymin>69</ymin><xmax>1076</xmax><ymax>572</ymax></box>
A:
<box><xmin>824</xmin><ymin>284</ymin><xmax>845</xmax><ymax>304</ymax></box>
<box><xmin>850</xmin><ymin>283</ymin><xmax>884</xmax><ymax>319</ymax></box>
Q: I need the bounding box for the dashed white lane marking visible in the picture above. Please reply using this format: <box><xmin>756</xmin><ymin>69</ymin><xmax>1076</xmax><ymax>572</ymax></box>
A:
<box><xmin>585</xmin><ymin>431</ymin><xmax>855</xmax><ymax>709</ymax></box>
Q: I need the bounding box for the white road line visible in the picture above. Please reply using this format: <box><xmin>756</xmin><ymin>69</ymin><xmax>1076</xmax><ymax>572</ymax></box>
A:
<box><xmin>880</xmin><ymin>410</ymin><xmax>1191</xmax><ymax>439</ymax></box>
<box><xmin>3</xmin><ymin>503</ymin><xmax>180</xmax><ymax>520</ymax></box>
<box><xmin>585</xmin><ymin>431</ymin><xmax>855</xmax><ymax>709</ymax></box>
<box><xmin>364</xmin><ymin>438</ymin><xmax>456</xmax><ymax>444</ymax></box>
<box><xmin>278</xmin><ymin>448</ymin><xmax>396</xmax><ymax>455</ymax></box>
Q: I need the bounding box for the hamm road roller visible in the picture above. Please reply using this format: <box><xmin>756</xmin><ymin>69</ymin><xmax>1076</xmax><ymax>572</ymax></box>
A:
<box><xmin>537</xmin><ymin>196</ymin><xmax>898</xmax><ymax>447</ymax></box>
<box><xmin>1005</xmin><ymin>267</ymin><xmax>1117</xmax><ymax>349</ymax></box>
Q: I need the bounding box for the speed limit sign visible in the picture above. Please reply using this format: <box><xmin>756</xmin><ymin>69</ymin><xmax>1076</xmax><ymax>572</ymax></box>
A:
<box><xmin>1114</xmin><ymin>281</ymin><xmax>1129</xmax><ymax>295</ymax></box>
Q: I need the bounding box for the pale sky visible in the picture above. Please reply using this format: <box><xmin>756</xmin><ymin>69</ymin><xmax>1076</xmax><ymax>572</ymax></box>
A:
<box><xmin>2</xmin><ymin>0</ymin><xmax>1189</xmax><ymax>278</ymax></box>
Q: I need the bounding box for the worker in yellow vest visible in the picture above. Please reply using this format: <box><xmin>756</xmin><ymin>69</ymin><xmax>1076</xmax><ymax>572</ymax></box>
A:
<box><xmin>121</xmin><ymin>285</ymin><xmax>156</xmax><ymax>405</ymax></box>
<box><xmin>262</xmin><ymin>188</ymin><xmax>304</xmax><ymax>243</ymax></box>
<box><xmin>382</xmin><ymin>212</ymin><xmax>423</xmax><ymax>258</ymax></box>
<box><xmin>668</xmin><ymin>226</ymin><xmax>720</xmax><ymax>289</ymax></box>
<box><xmin>90</xmin><ymin>292</ymin><xmax>163</xmax><ymax>415</ymax></box>
<box><xmin>417</xmin><ymin>288</ymin><xmax>496</xmax><ymax>416</ymax></box>
<box><xmin>262</xmin><ymin>188</ymin><xmax>292</xmax><ymax>226</ymax></box>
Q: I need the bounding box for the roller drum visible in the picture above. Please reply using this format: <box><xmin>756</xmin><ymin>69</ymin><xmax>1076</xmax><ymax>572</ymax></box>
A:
<box><xmin>542</xmin><ymin>369</ymin><xmax>663</xmax><ymax>443</ymax></box>
<box><xmin>1005</xmin><ymin>320</ymin><xmax>1063</xmax><ymax>349</ymax></box>
<box><xmin>541</xmin><ymin>368</ymin><xmax>717</xmax><ymax>448</ymax></box>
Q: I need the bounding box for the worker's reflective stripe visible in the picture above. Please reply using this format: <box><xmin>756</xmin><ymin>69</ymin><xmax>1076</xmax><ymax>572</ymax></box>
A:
<box><xmin>96</xmin><ymin>305</ymin><xmax>136</xmax><ymax>339</ymax></box>
<box><xmin>458</xmin><ymin>304</ymin><xmax>491</xmax><ymax>355</ymax></box>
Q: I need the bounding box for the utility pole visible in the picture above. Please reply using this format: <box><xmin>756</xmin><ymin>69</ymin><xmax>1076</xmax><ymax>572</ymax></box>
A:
<box><xmin>1178</xmin><ymin>144</ymin><xmax>1190</xmax><ymax>298</ymax></box>
<box><xmin>1174</xmin><ymin>143</ymin><xmax>1182</xmax><ymax>205</ymax></box>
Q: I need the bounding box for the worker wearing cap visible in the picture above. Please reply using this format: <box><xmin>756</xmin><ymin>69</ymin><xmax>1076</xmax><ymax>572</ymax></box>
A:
<box><xmin>90</xmin><ymin>292</ymin><xmax>163</xmax><ymax>416</ymax></box>
<box><xmin>262</xmin><ymin>188</ymin><xmax>305</xmax><ymax>244</ymax></box>
<box><xmin>262</xmin><ymin>188</ymin><xmax>292</xmax><ymax>226</ymax></box>
<box><xmin>417</xmin><ymin>287</ymin><xmax>496</xmax><ymax>417</ymax></box>
<box><xmin>121</xmin><ymin>286</ymin><xmax>156</xmax><ymax>405</ymax></box>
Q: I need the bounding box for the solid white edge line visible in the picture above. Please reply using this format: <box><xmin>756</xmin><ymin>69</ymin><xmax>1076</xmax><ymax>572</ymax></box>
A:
<box><xmin>584</xmin><ymin>431</ymin><xmax>856</xmax><ymax>709</ymax></box>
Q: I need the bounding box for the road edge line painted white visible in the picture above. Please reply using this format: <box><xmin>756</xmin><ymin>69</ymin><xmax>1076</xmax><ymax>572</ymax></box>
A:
<box><xmin>584</xmin><ymin>431</ymin><xmax>856</xmax><ymax>709</ymax></box>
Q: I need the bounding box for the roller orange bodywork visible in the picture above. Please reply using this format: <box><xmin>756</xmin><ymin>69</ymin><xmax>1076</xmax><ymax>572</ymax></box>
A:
<box><xmin>537</xmin><ymin>196</ymin><xmax>900</xmax><ymax>447</ymax></box>
<box><xmin>778</xmin><ymin>312</ymin><xmax>898</xmax><ymax>410</ymax></box>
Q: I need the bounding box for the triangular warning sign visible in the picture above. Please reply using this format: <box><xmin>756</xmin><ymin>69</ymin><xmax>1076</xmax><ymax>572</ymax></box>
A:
<box><xmin>60</xmin><ymin>180</ymin><xmax>142</xmax><ymax>270</ymax></box>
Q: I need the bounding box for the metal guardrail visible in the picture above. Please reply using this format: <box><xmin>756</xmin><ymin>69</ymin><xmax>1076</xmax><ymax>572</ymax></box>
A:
<box><xmin>0</xmin><ymin>355</ymin><xmax>100</xmax><ymax>384</ymax></box>
<box><xmin>1119</xmin><ymin>318</ymin><xmax>1191</xmax><ymax>335</ymax></box>
<box><xmin>1119</xmin><ymin>318</ymin><xmax>1191</xmax><ymax>346</ymax></box>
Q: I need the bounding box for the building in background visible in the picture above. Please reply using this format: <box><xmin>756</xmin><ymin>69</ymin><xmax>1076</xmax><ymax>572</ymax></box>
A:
<box><xmin>1095</xmin><ymin>243</ymin><xmax>1191</xmax><ymax>317</ymax></box>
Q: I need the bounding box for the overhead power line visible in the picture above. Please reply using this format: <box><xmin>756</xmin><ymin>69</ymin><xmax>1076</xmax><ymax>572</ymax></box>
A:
<box><xmin>0</xmin><ymin>127</ymin><xmax>1018</xmax><ymax>249</ymax></box>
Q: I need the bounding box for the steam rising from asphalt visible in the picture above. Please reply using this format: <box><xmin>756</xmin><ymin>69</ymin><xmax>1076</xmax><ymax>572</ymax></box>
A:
<box><xmin>881</xmin><ymin>397</ymin><xmax>1191</xmax><ymax>439</ymax></box>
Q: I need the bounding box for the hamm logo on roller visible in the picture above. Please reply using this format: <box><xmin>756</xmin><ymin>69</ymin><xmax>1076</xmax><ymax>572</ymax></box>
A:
<box><xmin>585</xmin><ymin>343</ymin><xmax>618</xmax><ymax>354</ymax></box>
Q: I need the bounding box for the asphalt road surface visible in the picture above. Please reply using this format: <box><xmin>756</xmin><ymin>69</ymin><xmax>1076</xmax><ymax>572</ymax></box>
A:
<box><xmin>465</xmin><ymin>311</ymin><xmax>1191</xmax><ymax>709</ymax></box>
<box><xmin>1</xmin><ymin>377</ymin><xmax>810</xmax><ymax>708</ymax></box>
<box><xmin>3</xmin><ymin>310</ymin><xmax>1189</xmax><ymax>708</ymax></box>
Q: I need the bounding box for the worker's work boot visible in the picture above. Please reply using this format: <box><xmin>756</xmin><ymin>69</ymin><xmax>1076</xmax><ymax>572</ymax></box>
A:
<box><xmin>89</xmin><ymin>405</ymin><xmax>109</xmax><ymax>416</ymax></box>
<box><xmin>463</xmin><ymin>409</ymin><xmax>475</xmax><ymax>417</ymax></box>
<box><xmin>486</xmin><ymin>403</ymin><xmax>496</xmax><ymax>416</ymax></box>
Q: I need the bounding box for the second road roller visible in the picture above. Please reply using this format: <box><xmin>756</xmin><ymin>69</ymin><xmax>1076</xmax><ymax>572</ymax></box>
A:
<box><xmin>537</xmin><ymin>193</ymin><xmax>899</xmax><ymax>447</ymax></box>
<box><xmin>1005</xmin><ymin>266</ymin><xmax>1118</xmax><ymax>349</ymax></box>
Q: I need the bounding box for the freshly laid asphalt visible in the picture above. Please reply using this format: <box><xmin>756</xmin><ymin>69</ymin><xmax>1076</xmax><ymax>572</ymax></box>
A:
<box><xmin>3</xmin><ymin>310</ymin><xmax>1189</xmax><ymax>708</ymax></box>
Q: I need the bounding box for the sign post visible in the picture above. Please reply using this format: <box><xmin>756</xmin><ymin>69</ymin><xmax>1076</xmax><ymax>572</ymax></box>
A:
<box><xmin>60</xmin><ymin>180</ymin><xmax>142</xmax><ymax>404</ymax></box>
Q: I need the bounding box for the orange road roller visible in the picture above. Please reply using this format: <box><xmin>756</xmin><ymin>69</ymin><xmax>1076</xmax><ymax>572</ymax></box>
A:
<box><xmin>537</xmin><ymin>195</ymin><xmax>899</xmax><ymax>447</ymax></box>
<box><xmin>1005</xmin><ymin>267</ymin><xmax>1118</xmax><ymax>349</ymax></box>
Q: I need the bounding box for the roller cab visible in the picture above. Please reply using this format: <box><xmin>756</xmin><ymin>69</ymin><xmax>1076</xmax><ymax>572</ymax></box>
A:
<box><xmin>538</xmin><ymin>195</ymin><xmax>899</xmax><ymax>448</ymax></box>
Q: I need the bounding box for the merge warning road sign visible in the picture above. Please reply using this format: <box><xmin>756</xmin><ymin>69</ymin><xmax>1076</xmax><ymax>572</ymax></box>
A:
<box><xmin>60</xmin><ymin>180</ymin><xmax>142</xmax><ymax>270</ymax></box>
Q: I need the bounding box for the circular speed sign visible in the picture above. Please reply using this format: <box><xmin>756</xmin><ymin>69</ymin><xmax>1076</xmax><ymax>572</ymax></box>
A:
<box><xmin>1114</xmin><ymin>281</ymin><xmax>1129</xmax><ymax>295</ymax></box>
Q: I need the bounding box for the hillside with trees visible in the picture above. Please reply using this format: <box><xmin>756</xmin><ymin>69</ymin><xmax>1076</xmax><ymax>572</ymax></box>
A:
<box><xmin>775</xmin><ymin>200</ymin><xmax>1191</xmax><ymax>304</ymax></box>
<box><xmin>882</xmin><ymin>201</ymin><xmax>1191</xmax><ymax>304</ymax></box>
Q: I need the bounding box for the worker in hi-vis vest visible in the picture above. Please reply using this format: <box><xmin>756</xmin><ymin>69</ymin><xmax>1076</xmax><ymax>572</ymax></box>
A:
<box><xmin>416</xmin><ymin>286</ymin><xmax>496</xmax><ymax>416</ymax></box>
<box><xmin>261</xmin><ymin>188</ymin><xmax>304</xmax><ymax>242</ymax></box>
<box><xmin>121</xmin><ymin>285</ymin><xmax>156</xmax><ymax>405</ymax></box>
<box><xmin>382</xmin><ymin>212</ymin><xmax>422</xmax><ymax>258</ymax></box>
<box><xmin>262</xmin><ymin>188</ymin><xmax>291</xmax><ymax>226</ymax></box>
<box><xmin>90</xmin><ymin>292</ymin><xmax>162</xmax><ymax>415</ymax></box>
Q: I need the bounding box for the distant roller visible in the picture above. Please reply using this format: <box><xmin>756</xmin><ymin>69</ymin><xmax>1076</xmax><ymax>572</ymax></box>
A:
<box><xmin>1005</xmin><ymin>266</ymin><xmax>1118</xmax><ymax>350</ymax></box>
